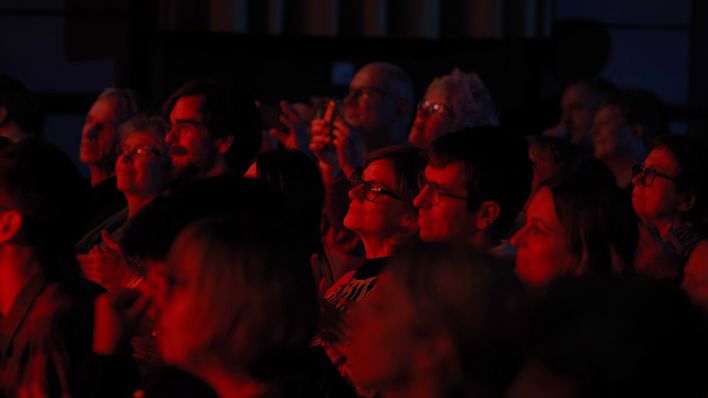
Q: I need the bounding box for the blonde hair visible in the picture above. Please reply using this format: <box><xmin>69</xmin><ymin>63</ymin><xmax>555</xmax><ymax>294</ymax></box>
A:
<box><xmin>168</xmin><ymin>215</ymin><xmax>319</xmax><ymax>380</ymax></box>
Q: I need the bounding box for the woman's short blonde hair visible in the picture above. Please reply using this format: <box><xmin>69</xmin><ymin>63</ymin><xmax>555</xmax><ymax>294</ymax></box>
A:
<box><xmin>168</xmin><ymin>215</ymin><xmax>319</xmax><ymax>380</ymax></box>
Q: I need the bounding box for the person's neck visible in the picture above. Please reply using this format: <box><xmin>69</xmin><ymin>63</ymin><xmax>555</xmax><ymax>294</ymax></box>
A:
<box><xmin>205</xmin><ymin>157</ymin><xmax>234</xmax><ymax>179</ymax></box>
<box><xmin>653</xmin><ymin>217</ymin><xmax>684</xmax><ymax>239</ymax></box>
<box><xmin>468</xmin><ymin>231</ymin><xmax>494</xmax><ymax>251</ymax></box>
<box><xmin>384</xmin><ymin>374</ymin><xmax>443</xmax><ymax>398</ymax></box>
<box><xmin>0</xmin><ymin>246</ymin><xmax>42</xmax><ymax>317</ymax></box>
<box><xmin>126</xmin><ymin>193</ymin><xmax>157</xmax><ymax>219</ymax></box>
<box><xmin>359</xmin><ymin>234</ymin><xmax>403</xmax><ymax>259</ymax></box>
<box><xmin>89</xmin><ymin>165</ymin><xmax>115</xmax><ymax>187</ymax></box>
<box><xmin>199</xmin><ymin>366</ymin><xmax>267</xmax><ymax>398</ymax></box>
<box><xmin>601</xmin><ymin>148</ymin><xmax>646</xmax><ymax>189</ymax></box>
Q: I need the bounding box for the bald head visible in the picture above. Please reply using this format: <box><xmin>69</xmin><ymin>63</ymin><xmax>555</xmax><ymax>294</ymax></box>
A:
<box><xmin>343</xmin><ymin>62</ymin><xmax>414</xmax><ymax>151</ymax></box>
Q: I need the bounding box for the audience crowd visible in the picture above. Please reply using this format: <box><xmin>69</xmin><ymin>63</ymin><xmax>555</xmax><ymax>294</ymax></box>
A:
<box><xmin>0</xmin><ymin>61</ymin><xmax>707</xmax><ymax>398</ymax></box>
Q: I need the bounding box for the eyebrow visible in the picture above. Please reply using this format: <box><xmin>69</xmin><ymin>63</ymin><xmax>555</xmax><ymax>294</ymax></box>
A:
<box><xmin>172</xmin><ymin>119</ymin><xmax>202</xmax><ymax>126</ymax></box>
<box><xmin>529</xmin><ymin>216</ymin><xmax>550</xmax><ymax>230</ymax></box>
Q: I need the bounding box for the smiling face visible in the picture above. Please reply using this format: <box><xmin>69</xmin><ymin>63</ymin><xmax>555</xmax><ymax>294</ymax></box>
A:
<box><xmin>511</xmin><ymin>187</ymin><xmax>575</xmax><ymax>288</ymax></box>
<box><xmin>631</xmin><ymin>146</ymin><xmax>684</xmax><ymax>227</ymax></box>
<box><xmin>165</xmin><ymin>95</ymin><xmax>219</xmax><ymax>178</ymax></box>
<box><xmin>116</xmin><ymin>130</ymin><xmax>169</xmax><ymax>199</ymax></box>
<box><xmin>80</xmin><ymin>96</ymin><xmax>122</xmax><ymax>167</ymax></box>
<box><xmin>343</xmin><ymin>159</ymin><xmax>413</xmax><ymax>241</ymax></box>
<box><xmin>413</xmin><ymin>162</ymin><xmax>476</xmax><ymax>243</ymax></box>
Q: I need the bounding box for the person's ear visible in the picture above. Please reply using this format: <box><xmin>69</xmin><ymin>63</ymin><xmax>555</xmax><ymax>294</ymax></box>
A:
<box><xmin>678</xmin><ymin>193</ymin><xmax>696</xmax><ymax>213</ymax></box>
<box><xmin>0</xmin><ymin>210</ymin><xmax>23</xmax><ymax>244</ymax></box>
<box><xmin>215</xmin><ymin>135</ymin><xmax>234</xmax><ymax>154</ymax></box>
<box><xmin>475</xmin><ymin>201</ymin><xmax>501</xmax><ymax>231</ymax></box>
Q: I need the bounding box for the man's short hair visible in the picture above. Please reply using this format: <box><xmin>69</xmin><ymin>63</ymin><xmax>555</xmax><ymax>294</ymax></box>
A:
<box><xmin>0</xmin><ymin>75</ymin><xmax>45</xmax><ymax>137</ymax></box>
<box><xmin>162</xmin><ymin>79</ymin><xmax>262</xmax><ymax>175</ymax></box>
<box><xmin>96</xmin><ymin>87</ymin><xmax>144</xmax><ymax>126</ymax></box>
<box><xmin>600</xmin><ymin>88</ymin><xmax>668</xmax><ymax>148</ymax></box>
<box><xmin>430</xmin><ymin>127</ymin><xmax>532</xmax><ymax>241</ymax></box>
<box><xmin>0</xmin><ymin>140</ymin><xmax>89</xmax><ymax>272</ymax></box>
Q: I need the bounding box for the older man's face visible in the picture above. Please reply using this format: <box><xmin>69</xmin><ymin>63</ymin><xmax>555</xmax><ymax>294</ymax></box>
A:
<box><xmin>343</xmin><ymin>66</ymin><xmax>400</xmax><ymax>134</ymax></box>
<box><xmin>80</xmin><ymin>96</ymin><xmax>122</xmax><ymax>167</ymax></box>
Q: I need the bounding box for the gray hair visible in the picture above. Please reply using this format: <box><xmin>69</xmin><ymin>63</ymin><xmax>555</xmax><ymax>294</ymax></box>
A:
<box><xmin>426</xmin><ymin>68</ymin><xmax>498</xmax><ymax>129</ymax></box>
<box><xmin>97</xmin><ymin>87</ymin><xmax>143</xmax><ymax>126</ymax></box>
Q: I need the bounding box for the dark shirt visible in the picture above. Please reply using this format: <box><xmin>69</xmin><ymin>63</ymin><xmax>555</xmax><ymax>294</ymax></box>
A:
<box><xmin>0</xmin><ymin>275</ymin><xmax>94</xmax><ymax>398</ymax></box>
<box><xmin>82</xmin><ymin>177</ymin><xmax>126</xmax><ymax>238</ymax></box>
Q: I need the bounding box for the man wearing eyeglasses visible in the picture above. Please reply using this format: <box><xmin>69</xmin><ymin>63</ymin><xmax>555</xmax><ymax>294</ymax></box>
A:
<box><xmin>163</xmin><ymin>79</ymin><xmax>261</xmax><ymax>184</ymax></box>
<box><xmin>413</xmin><ymin>127</ymin><xmax>532</xmax><ymax>252</ymax></box>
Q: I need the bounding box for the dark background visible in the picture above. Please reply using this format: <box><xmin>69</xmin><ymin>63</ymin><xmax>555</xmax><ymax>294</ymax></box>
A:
<box><xmin>1</xmin><ymin>0</ymin><xmax>706</xmax><ymax>174</ymax></box>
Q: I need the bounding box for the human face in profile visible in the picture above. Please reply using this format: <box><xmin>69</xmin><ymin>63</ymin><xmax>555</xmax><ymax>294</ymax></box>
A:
<box><xmin>631</xmin><ymin>146</ymin><xmax>684</xmax><ymax>229</ymax></box>
<box><xmin>408</xmin><ymin>88</ymin><xmax>456</xmax><ymax>149</ymax></box>
<box><xmin>413</xmin><ymin>162</ymin><xmax>475</xmax><ymax>243</ymax></box>
<box><xmin>81</xmin><ymin>96</ymin><xmax>121</xmax><ymax>167</ymax></box>
<box><xmin>511</xmin><ymin>187</ymin><xmax>575</xmax><ymax>288</ymax></box>
<box><xmin>116</xmin><ymin>131</ymin><xmax>169</xmax><ymax>199</ymax></box>
<box><xmin>165</xmin><ymin>95</ymin><xmax>219</xmax><ymax>178</ymax></box>
<box><xmin>344</xmin><ymin>160</ymin><xmax>415</xmax><ymax>246</ymax></box>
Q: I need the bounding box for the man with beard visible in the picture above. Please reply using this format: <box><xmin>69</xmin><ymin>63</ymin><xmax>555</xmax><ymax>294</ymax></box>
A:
<box><xmin>162</xmin><ymin>79</ymin><xmax>261</xmax><ymax>185</ymax></box>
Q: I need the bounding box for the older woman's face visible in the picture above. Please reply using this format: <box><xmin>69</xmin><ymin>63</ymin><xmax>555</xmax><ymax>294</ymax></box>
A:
<box><xmin>408</xmin><ymin>88</ymin><xmax>457</xmax><ymax>149</ymax></box>
<box><xmin>116</xmin><ymin>131</ymin><xmax>169</xmax><ymax>198</ymax></box>
<box><xmin>632</xmin><ymin>146</ymin><xmax>684</xmax><ymax>226</ymax></box>
<box><xmin>344</xmin><ymin>159</ymin><xmax>415</xmax><ymax>242</ymax></box>
<box><xmin>511</xmin><ymin>187</ymin><xmax>575</xmax><ymax>288</ymax></box>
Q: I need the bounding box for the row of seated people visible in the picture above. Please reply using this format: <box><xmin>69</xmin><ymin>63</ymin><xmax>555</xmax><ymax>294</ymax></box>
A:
<box><xmin>0</xmin><ymin>64</ymin><xmax>705</xmax><ymax>397</ymax></box>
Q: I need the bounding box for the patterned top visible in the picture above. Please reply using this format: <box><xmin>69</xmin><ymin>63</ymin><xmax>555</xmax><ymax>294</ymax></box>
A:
<box><xmin>324</xmin><ymin>257</ymin><xmax>387</xmax><ymax>313</ymax></box>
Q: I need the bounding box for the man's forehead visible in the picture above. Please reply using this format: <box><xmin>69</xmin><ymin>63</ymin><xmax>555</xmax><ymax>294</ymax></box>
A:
<box><xmin>170</xmin><ymin>95</ymin><xmax>206</xmax><ymax>119</ymax></box>
<box><xmin>425</xmin><ymin>162</ymin><xmax>466</xmax><ymax>184</ymax></box>
<box><xmin>351</xmin><ymin>66</ymin><xmax>392</xmax><ymax>90</ymax></box>
<box><xmin>89</xmin><ymin>96</ymin><xmax>121</xmax><ymax>121</ymax></box>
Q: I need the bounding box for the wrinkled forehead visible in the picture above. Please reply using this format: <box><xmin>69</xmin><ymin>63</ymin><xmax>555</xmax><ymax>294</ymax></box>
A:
<box><xmin>351</xmin><ymin>65</ymin><xmax>396</xmax><ymax>91</ymax></box>
<box><xmin>121</xmin><ymin>129</ymin><xmax>167</xmax><ymax>151</ymax></box>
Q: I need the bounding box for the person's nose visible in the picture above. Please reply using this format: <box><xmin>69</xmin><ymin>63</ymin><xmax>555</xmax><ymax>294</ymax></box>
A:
<box><xmin>510</xmin><ymin>224</ymin><xmax>528</xmax><ymax>248</ymax></box>
<box><xmin>413</xmin><ymin>184</ymin><xmax>432</xmax><ymax>209</ymax></box>
<box><xmin>165</xmin><ymin>127</ymin><xmax>178</xmax><ymax>145</ymax></box>
<box><xmin>348</xmin><ymin>183</ymin><xmax>364</xmax><ymax>202</ymax></box>
<box><xmin>82</xmin><ymin>123</ymin><xmax>97</xmax><ymax>140</ymax></box>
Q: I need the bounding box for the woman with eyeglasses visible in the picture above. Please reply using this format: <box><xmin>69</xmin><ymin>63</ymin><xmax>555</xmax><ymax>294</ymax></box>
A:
<box><xmin>316</xmin><ymin>145</ymin><xmax>425</xmax><ymax>390</ymax></box>
<box><xmin>77</xmin><ymin>114</ymin><xmax>170</xmax><ymax>291</ymax></box>
<box><xmin>408</xmin><ymin>68</ymin><xmax>498</xmax><ymax>149</ymax></box>
<box><xmin>631</xmin><ymin>134</ymin><xmax>708</xmax><ymax>311</ymax></box>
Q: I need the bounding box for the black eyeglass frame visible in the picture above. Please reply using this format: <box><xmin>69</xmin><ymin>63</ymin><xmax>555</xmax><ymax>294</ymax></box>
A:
<box><xmin>348</xmin><ymin>171</ymin><xmax>402</xmax><ymax>202</ymax></box>
<box><xmin>632</xmin><ymin>164</ymin><xmax>679</xmax><ymax>187</ymax></box>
